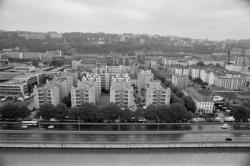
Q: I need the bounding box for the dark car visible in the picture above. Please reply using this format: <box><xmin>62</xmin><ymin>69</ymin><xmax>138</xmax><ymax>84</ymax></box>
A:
<box><xmin>225</xmin><ymin>137</ymin><xmax>232</xmax><ymax>141</ymax></box>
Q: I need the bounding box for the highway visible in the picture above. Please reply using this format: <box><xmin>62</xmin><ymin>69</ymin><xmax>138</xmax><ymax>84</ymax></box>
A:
<box><xmin>1</xmin><ymin>123</ymin><xmax>250</xmax><ymax>144</ymax></box>
<box><xmin>0</xmin><ymin>130</ymin><xmax>250</xmax><ymax>144</ymax></box>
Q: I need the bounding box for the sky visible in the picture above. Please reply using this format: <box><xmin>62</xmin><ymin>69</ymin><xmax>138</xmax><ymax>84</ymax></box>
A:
<box><xmin>0</xmin><ymin>0</ymin><xmax>250</xmax><ymax>40</ymax></box>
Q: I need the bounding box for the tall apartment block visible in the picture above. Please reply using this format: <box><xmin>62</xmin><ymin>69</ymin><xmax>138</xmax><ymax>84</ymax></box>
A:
<box><xmin>146</xmin><ymin>81</ymin><xmax>171</xmax><ymax>107</ymax></box>
<box><xmin>110</xmin><ymin>74</ymin><xmax>135</xmax><ymax>110</ymax></box>
<box><xmin>33</xmin><ymin>84</ymin><xmax>60</xmax><ymax>108</ymax></box>
<box><xmin>137</xmin><ymin>70</ymin><xmax>154</xmax><ymax>92</ymax></box>
<box><xmin>71</xmin><ymin>82</ymin><xmax>97</xmax><ymax>107</ymax></box>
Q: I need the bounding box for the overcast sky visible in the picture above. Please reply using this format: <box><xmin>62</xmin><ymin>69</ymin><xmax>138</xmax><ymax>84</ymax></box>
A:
<box><xmin>0</xmin><ymin>0</ymin><xmax>250</xmax><ymax>40</ymax></box>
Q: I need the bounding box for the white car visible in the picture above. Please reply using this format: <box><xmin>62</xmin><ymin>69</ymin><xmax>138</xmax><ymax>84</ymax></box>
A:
<box><xmin>21</xmin><ymin>125</ymin><xmax>28</xmax><ymax>129</ymax></box>
<box><xmin>1</xmin><ymin>98</ymin><xmax>7</xmax><ymax>102</ymax></box>
<box><xmin>224</xmin><ymin>116</ymin><xmax>235</xmax><ymax>122</ymax></box>
<box><xmin>221</xmin><ymin>123</ymin><xmax>230</xmax><ymax>129</ymax></box>
<box><xmin>214</xmin><ymin>117</ymin><xmax>221</xmax><ymax>122</ymax></box>
<box><xmin>48</xmin><ymin>125</ymin><xmax>54</xmax><ymax>129</ymax></box>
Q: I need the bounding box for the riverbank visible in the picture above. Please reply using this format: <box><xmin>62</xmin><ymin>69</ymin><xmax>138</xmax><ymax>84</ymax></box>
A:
<box><xmin>1</xmin><ymin>141</ymin><xmax>250</xmax><ymax>148</ymax></box>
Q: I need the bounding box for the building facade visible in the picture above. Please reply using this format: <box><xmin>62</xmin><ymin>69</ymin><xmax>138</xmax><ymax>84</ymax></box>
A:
<box><xmin>146</xmin><ymin>81</ymin><xmax>171</xmax><ymax>107</ymax></box>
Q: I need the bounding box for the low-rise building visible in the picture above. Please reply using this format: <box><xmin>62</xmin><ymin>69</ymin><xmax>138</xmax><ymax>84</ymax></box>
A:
<box><xmin>0</xmin><ymin>79</ymin><xmax>28</xmax><ymax>97</ymax></box>
<box><xmin>183</xmin><ymin>87</ymin><xmax>214</xmax><ymax>114</ymax></box>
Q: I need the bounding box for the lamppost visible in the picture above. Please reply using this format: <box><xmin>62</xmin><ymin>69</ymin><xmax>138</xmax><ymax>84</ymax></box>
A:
<box><xmin>118</xmin><ymin>116</ymin><xmax>121</xmax><ymax>131</ymax></box>
<box><xmin>78</xmin><ymin>115</ymin><xmax>80</xmax><ymax>131</ymax></box>
<box><xmin>155</xmin><ymin>114</ymin><xmax>160</xmax><ymax>131</ymax></box>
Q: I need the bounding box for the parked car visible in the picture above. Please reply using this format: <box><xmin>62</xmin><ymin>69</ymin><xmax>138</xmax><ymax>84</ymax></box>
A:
<box><xmin>1</xmin><ymin>98</ymin><xmax>6</xmax><ymax>102</ymax></box>
<box><xmin>224</xmin><ymin>116</ymin><xmax>235</xmax><ymax>122</ymax></box>
<box><xmin>191</xmin><ymin>118</ymin><xmax>205</xmax><ymax>123</ymax></box>
<box><xmin>214</xmin><ymin>117</ymin><xmax>222</xmax><ymax>122</ymax></box>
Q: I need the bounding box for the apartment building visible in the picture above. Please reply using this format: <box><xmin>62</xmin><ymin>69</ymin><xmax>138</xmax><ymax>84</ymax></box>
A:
<box><xmin>5</xmin><ymin>51</ymin><xmax>60</xmax><ymax>61</ymax></box>
<box><xmin>214</xmin><ymin>74</ymin><xmax>247</xmax><ymax>91</ymax></box>
<box><xmin>172</xmin><ymin>75</ymin><xmax>189</xmax><ymax>89</ymax></box>
<box><xmin>71</xmin><ymin>82</ymin><xmax>97</xmax><ymax>107</ymax></box>
<box><xmin>110</xmin><ymin>74</ymin><xmax>135</xmax><ymax>110</ymax></box>
<box><xmin>190</xmin><ymin>67</ymin><xmax>201</xmax><ymax>79</ymax></box>
<box><xmin>80</xmin><ymin>73</ymin><xmax>101</xmax><ymax>101</ymax></box>
<box><xmin>146</xmin><ymin>81</ymin><xmax>171</xmax><ymax>107</ymax></box>
<box><xmin>183</xmin><ymin>87</ymin><xmax>214</xmax><ymax>114</ymax></box>
<box><xmin>33</xmin><ymin>84</ymin><xmax>60</xmax><ymax>108</ymax></box>
<box><xmin>137</xmin><ymin>70</ymin><xmax>154</xmax><ymax>92</ymax></box>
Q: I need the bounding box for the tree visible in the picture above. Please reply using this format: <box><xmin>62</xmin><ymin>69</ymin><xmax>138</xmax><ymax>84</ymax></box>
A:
<box><xmin>62</xmin><ymin>95</ymin><xmax>71</xmax><ymax>107</ymax></box>
<box><xmin>215</xmin><ymin>63</ymin><xmax>221</xmax><ymax>67</ymax></box>
<box><xmin>16</xmin><ymin>103</ymin><xmax>30</xmax><ymax>119</ymax></box>
<box><xmin>68</xmin><ymin>107</ymin><xmax>80</xmax><ymax>120</ymax></box>
<box><xmin>120</xmin><ymin>108</ymin><xmax>133</xmax><ymax>122</ymax></box>
<box><xmin>156</xmin><ymin>105</ymin><xmax>171</xmax><ymax>122</ymax></box>
<box><xmin>176</xmin><ymin>91</ymin><xmax>184</xmax><ymax>98</ymax></box>
<box><xmin>1</xmin><ymin>102</ymin><xmax>30</xmax><ymax>120</ymax></box>
<box><xmin>134</xmin><ymin>107</ymin><xmax>144</xmax><ymax>121</ymax></box>
<box><xmin>196</xmin><ymin>61</ymin><xmax>205</xmax><ymax>66</ymax></box>
<box><xmin>232</xmin><ymin>106</ymin><xmax>250</xmax><ymax>122</ymax></box>
<box><xmin>144</xmin><ymin>105</ymin><xmax>158</xmax><ymax>121</ymax></box>
<box><xmin>100</xmin><ymin>104</ymin><xmax>122</xmax><ymax>122</ymax></box>
<box><xmin>169</xmin><ymin>103</ymin><xmax>191</xmax><ymax>122</ymax></box>
<box><xmin>183</xmin><ymin>96</ymin><xmax>196</xmax><ymax>113</ymax></box>
<box><xmin>2</xmin><ymin>102</ymin><xmax>17</xmax><ymax>120</ymax></box>
<box><xmin>170</xmin><ymin>93</ymin><xmax>185</xmax><ymax>105</ymax></box>
<box><xmin>170</xmin><ymin>85</ymin><xmax>179</xmax><ymax>93</ymax></box>
<box><xmin>78</xmin><ymin>103</ymin><xmax>98</xmax><ymax>122</ymax></box>
<box><xmin>40</xmin><ymin>103</ymin><xmax>55</xmax><ymax>120</ymax></box>
<box><xmin>54</xmin><ymin>103</ymin><xmax>68</xmax><ymax>120</ymax></box>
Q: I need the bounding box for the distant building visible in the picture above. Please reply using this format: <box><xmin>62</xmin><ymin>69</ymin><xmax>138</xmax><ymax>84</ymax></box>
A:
<box><xmin>190</xmin><ymin>67</ymin><xmax>201</xmax><ymax>79</ymax></box>
<box><xmin>5</xmin><ymin>51</ymin><xmax>61</xmax><ymax>61</ymax></box>
<box><xmin>172</xmin><ymin>75</ymin><xmax>189</xmax><ymax>89</ymax></box>
<box><xmin>146</xmin><ymin>81</ymin><xmax>171</xmax><ymax>107</ymax></box>
<box><xmin>214</xmin><ymin>74</ymin><xmax>247</xmax><ymax>91</ymax></box>
<box><xmin>18</xmin><ymin>32</ymin><xmax>45</xmax><ymax>40</ymax></box>
<box><xmin>47</xmin><ymin>32</ymin><xmax>63</xmax><ymax>39</ymax></box>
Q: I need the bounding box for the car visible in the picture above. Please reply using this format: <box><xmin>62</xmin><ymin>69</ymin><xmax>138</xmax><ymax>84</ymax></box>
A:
<box><xmin>17</xmin><ymin>97</ymin><xmax>24</xmax><ymax>102</ymax></box>
<box><xmin>197</xmin><ymin>118</ymin><xmax>205</xmax><ymax>122</ymax></box>
<box><xmin>214</xmin><ymin>117</ymin><xmax>222</xmax><ymax>122</ymax></box>
<box><xmin>49</xmin><ymin>118</ymin><xmax>57</xmax><ymax>122</ymax></box>
<box><xmin>225</xmin><ymin>137</ymin><xmax>232</xmax><ymax>141</ymax></box>
<box><xmin>1</xmin><ymin>98</ymin><xmax>7</xmax><ymax>102</ymax></box>
<box><xmin>190</xmin><ymin>118</ymin><xmax>205</xmax><ymax>123</ymax></box>
<box><xmin>221</xmin><ymin>123</ymin><xmax>230</xmax><ymax>129</ymax></box>
<box><xmin>48</xmin><ymin>125</ymin><xmax>54</xmax><ymax>129</ymax></box>
<box><xmin>21</xmin><ymin>125</ymin><xmax>28</xmax><ymax>129</ymax></box>
<box><xmin>224</xmin><ymin>116</ymin><xmax>235</xmax><ymax>122</ymax></box>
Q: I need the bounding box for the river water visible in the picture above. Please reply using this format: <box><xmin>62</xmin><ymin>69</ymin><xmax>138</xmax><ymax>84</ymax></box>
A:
<box><xmin>0</xmin><ymin>148</ymin><xmax>250</xmax><ymax>166</ymax></box>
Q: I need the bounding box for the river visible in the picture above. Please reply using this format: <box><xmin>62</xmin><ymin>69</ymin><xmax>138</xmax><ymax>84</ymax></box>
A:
<box><xmin>0</xmin><ymin>148</ymin><xmax>250</xmax><ymax>166</ymax></box>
